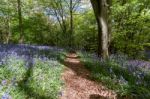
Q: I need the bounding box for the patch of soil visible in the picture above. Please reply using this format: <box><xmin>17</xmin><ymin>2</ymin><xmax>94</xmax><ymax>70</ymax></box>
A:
<box><xmin>60</xmin><ymin>53</ymin><xmax>117</xmax><ymax>99</ymax></box>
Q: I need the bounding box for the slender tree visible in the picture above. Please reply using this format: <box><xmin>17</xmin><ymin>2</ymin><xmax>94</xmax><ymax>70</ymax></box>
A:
<box><xmin>69</xmin><ymin>0</ymin><xmax>73</xmax><ymax>47</ymax></box>
<box><xmin>64</xmin><ymin>0</ymin><xmax>81</xmax><ymax>47</ymax></box>
<box><xmin>6</xmin><ymin>16</ymin><xmax>11</xmax><ymax>44</ymax></box>
<box><xmin>50</xmin><ymin>0</ymin><xmax>68</xmax><ymax>35</ymax></box>
<box><xmin>47</xmin><ymin>0</ymin><xmax>80</xmax><ymax>47</ymax></box>
<box><xmin>17</xmin><ymin>0</ymin><xmax>24</xmax><ymax>43</ymax></box>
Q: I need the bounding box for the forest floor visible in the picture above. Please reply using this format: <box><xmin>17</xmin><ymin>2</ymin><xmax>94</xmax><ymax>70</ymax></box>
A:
<box><xmin>60</xmin><ymin>53</ymin><xmax>116</xmax><ymax>99</ymax></box>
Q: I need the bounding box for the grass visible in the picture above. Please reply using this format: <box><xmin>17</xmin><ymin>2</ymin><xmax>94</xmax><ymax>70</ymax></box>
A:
<box><xmin>0</xmin><ymin>51</ymin><xmax>64</xmax><ymax>99</ymax></box>
<box><xmin>78</xmin><ymin>52</ymin><xmax>150</xmax><ymax>99</ymax></box>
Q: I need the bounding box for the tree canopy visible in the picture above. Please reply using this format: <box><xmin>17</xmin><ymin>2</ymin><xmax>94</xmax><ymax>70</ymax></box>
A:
<box><xmin>0</xmin><ymin>0</ymin><xmax>149</xmax><ymax>58</ymax></box>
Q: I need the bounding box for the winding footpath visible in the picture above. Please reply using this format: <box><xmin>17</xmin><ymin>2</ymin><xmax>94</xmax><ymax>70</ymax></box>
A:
<box><xmin>60</xmin><ymin>53</ymin><xmax>117</xmax><ymax>99</ymax></box>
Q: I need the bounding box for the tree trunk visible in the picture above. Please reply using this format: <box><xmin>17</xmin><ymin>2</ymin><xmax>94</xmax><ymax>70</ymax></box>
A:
<box><xmin>17</xmin><ymin>0</ymin><xmax>24</xmax><ymax>43</ymax></box>
<box><xmin>70</xmin><ymin>0</ymin><xmax>74</xmax><ymax>48</ymax></box>
<box><xmin>107</xmin><ymin>0</ymin><xmax>112</xmax><ymax>54</ymax></box>
<box><xmin>90</xmin><ymin>0</ymin><xmax>110</xmax><ymax>59</ymax></box>
<box><xmin>6</xmin><ymin>17</ymin><xmax>11</xmax><ymax>44</ymax></box>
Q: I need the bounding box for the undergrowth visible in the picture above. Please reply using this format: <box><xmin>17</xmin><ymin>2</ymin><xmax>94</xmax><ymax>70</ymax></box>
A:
<box><xmin>78</xmin><ymin>52</ymin><xmax>150</xmax><ymax>99</ymax></box>
<box><xmin>0</xmin><ymin>49</ymin><xmax>64</xmax><ymax>99</ymax></box>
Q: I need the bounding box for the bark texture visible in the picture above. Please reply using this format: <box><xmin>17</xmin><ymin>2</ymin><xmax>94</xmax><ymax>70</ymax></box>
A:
<box><xmin>90</xmin><ymin>0</ymin><xmax>110</xmax><ymax>59</ymax></box>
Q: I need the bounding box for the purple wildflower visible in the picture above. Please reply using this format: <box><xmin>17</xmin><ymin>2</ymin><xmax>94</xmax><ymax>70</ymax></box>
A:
<box><xmin>1</xmin><ymin>80</ymin><xmax>7</xmax><ymax>86</ymax></box>
<box><xmin>1</xmin><ymin>93</ymin><xmax>11</xmax><ymax>99</ymax></box>
<box><xmin>0</xmin><ymin>44</ymin><xmax>63</xmax><ymax>68</ymax></box>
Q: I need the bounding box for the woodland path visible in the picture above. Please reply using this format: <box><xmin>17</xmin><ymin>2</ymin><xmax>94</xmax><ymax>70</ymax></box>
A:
<box><xmin>60</xmin><ymin>53</ymin><xmax>117</xmax><ymax>99</ymax></box>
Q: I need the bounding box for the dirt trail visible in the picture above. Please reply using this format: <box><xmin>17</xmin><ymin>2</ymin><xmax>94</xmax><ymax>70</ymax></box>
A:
<box><xmin>60</xmin><ymin>53</ymin><xmax>116</xmax><ymax>99</ymax></box>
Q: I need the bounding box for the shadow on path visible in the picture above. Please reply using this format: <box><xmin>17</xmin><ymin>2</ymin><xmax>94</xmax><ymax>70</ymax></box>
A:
<box><xmin>60</xmin><ymin>53</ymin><xmax>116</xmax><ymax>99</ymax></box>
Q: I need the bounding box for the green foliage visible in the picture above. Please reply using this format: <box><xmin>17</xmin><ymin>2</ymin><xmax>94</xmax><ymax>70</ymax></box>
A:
<box><xmin>23</xmin><ymin>14</ymin><xmax>58</xmax><ymax>45</ymax></box>
<box><xmin>74</xmin><ymin>10</ymin><xmax>97</xmax><ymax>51</ymax></box>
<box><xmin>143</xmin><ymin>43</ymin><xmax>150</xmax><ymax>49</ymax></box>
<box><xmin>111</xmin><ymin>0</ymin><xmax>150</xmax><ymax>58</ymax></box>
<box><xmin>0</xmin><ymin>54</ymin><xmax>63</xmax><ymax>99</ymax></box>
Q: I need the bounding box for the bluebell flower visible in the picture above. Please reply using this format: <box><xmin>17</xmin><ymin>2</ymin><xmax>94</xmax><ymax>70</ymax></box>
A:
<box><xmin>137</xmin><ymin>72</ymin><xmax>145</xmax><ymax>79</ymax></box>
<box><xmin>1</xmin><ymin>93</ymin><xmax>11</xmax><ymax>99</ymax></box>
<box><xmin>1</xmin><ymin>80</ymin><xmax>7</xmax><ymax>86</ymax></box>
